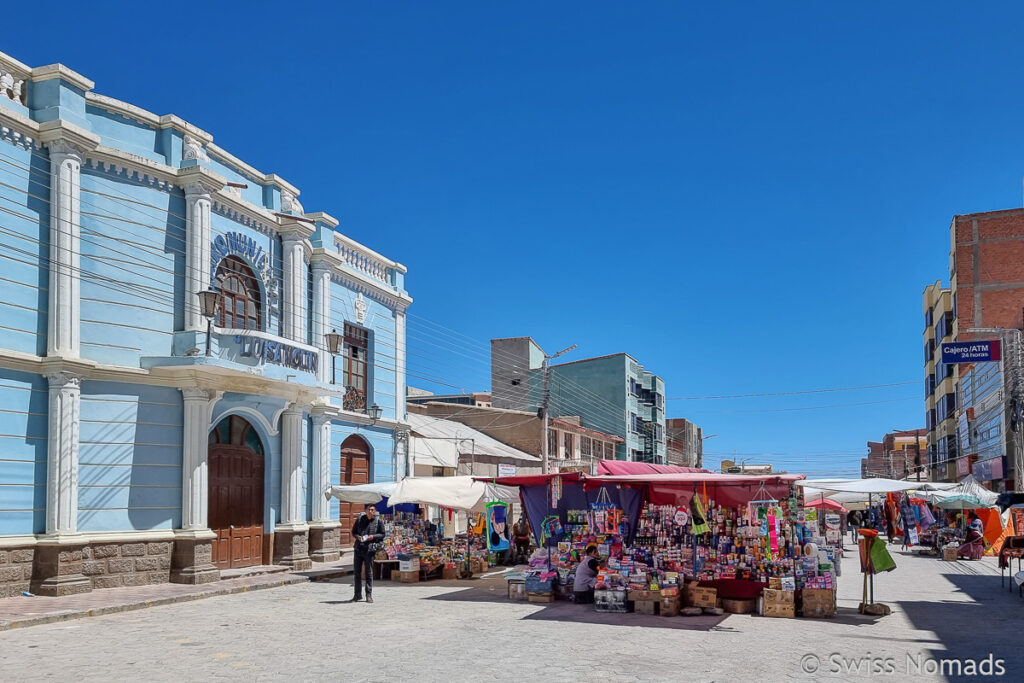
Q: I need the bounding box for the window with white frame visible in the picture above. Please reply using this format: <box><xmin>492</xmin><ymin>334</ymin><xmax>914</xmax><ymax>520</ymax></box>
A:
<box><xmin>563</xmin><ymin>432</ymin><xmax>574</xmax><ymax>459</ymax></box>
<box><xmin>548</xmin><ymin>429</ymin><xmax>558</xmax><ymax>458</ymax></box>
<box><xmin>580</xmin><ymin>436</ymin><xmax>592</xmax><ymax>457</ymax></box>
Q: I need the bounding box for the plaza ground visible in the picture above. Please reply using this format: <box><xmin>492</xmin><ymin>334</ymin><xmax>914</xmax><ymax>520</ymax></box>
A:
<box><xmin>0</xmin><ymin>547</ymin><xmax>1019</xmax><ymax>682</ymax></box>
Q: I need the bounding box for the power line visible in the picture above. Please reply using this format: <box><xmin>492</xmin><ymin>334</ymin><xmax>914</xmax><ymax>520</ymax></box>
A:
<box><xmin>667</xmin><ymin>381</ymin><xmax>920</xmax><ymax>400</ymax></box>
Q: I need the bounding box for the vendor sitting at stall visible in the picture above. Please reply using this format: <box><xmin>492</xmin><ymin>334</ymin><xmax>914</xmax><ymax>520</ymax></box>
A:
<box><xmin>573</xmin><ymin>544</ymin><xmax>603</xmax><ymax>604</ymax></box>
<box><xmin>512</xmin><ymin>516</ymin><xmax>531</xmax><ymax>563</ymax></box>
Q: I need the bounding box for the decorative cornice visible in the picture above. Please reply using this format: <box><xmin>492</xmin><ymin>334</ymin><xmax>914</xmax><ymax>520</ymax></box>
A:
<box><xmin>85</xmin><ymin>93</ymin><xmax>214</xmax><ymax>143</ymax></box>
<box><xmin>178</xmin><ymin>164</ymin><xmax>225</xmax><ymax>196</ymax></box>
<box><xmin>0</xmin><ymin>124</ymin><xmax>40</xmax><ymax>150</ymax></box>
<box><xmin>211</xmin><ymin>197</ymin><xmax>277</xmax><ymax>237</ymax></box>
<box><xmin>307</xmin><ymin>211</ymin><xmax>339</xmax><ymax>229</ymax></box>
<box><xmin>83</xmin><ymin>155</ymin><xmax>175</xmax><ymax>192</ymax></box>
<box><xmin>31</xmin><ymin>62</ymin><xmax>95</xmax><ymax>92</ymax></box>
<box><xmin>38</xmin><ymin>119</ymin><xmax>101</xmax><ymax>154</ymax></box>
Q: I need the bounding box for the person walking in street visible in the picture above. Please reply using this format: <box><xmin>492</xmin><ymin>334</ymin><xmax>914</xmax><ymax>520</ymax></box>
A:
<box><xmin>847</xmin><ymin>509</ymin><xmax>863</xmax><ymax>544</ymax></box>
<box><xmin>350</xmin><ymin>503</ymin><xmax>386</xmax><ymax>603</ymax></box>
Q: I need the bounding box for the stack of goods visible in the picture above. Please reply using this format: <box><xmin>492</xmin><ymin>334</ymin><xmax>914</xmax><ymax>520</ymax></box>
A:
<box><xmin>762</xmin><ymin>579</ymin><xmax>796</xmax><ymax>618</ymax></box>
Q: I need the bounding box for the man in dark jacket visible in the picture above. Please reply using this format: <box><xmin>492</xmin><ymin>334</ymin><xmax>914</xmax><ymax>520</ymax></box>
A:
<box><xmin>350</xmin><ymin>504</ymin><xmax>386</xmax><ymax>603</ymax></box>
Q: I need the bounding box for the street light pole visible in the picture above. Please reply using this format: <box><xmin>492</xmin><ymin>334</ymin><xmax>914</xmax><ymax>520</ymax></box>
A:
<box><xmin>540</xmin><ymin>344</ymin><xmax>577</xmax><ymax>474</ymax></box>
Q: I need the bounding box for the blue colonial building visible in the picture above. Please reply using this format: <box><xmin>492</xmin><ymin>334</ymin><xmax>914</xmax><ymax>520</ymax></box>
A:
<box><xmin>0</xmin><ymin>51</ymin><xmax>411</xmax><ymax>595</ymax></box>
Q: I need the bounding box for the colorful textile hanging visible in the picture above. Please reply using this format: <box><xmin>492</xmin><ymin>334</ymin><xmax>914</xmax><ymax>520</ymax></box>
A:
<box><xmin>767</xmin><ymin>510</ymin><xmax>779</xmax><ymax>559</ymax></box>
<box><xmin>486</xmin><ymin>501</ymin><xmax>510</xmax><ymax>551</ymax></box>
<box><xmin>899</xmin><ymin>497</ymin><xmax>919</xmax><ymax>545</ymax></box>
<box><xmin>690</xmin><ymin>492</ymin><xmax>710</xmax><ymax>535</ymax></box>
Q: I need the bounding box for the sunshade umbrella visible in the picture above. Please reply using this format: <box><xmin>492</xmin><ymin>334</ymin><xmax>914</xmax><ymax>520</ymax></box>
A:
<box><xmin>805</xmin><ymin>497</ymin><xmax>849</xmax><ymax>513</ymax></box>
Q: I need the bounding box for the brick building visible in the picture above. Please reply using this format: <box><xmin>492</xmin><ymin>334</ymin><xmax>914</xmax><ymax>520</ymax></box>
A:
<box><xmin>665</xmin><ymin>418</ymin><xmax>704</xmax><ymax>468</ymax></box>
<box><xmin>922</xmin><ymin>208</ymin><xmax>1024</xmax><ymax>488</ymax></box>
<box><xmin>861</xmin><ymin>429</ymin><xmax>926</xmax><ymax>480</ymax></box>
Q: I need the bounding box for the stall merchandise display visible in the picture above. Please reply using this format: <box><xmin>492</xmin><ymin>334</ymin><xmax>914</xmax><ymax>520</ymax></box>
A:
<box><xmin>504</xmin><ymin>478</ymin><xmax>840</xmax><ymax>619</ymax></box>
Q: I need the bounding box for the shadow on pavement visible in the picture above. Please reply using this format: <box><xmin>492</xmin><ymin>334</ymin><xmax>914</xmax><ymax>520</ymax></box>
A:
<box><xmin>422</xmin><ymin>584</ymin><xmax>729</xmax><ymax>631</ymax></box>
<box><xmin>896</xmin><ymin>563</ymin><xmax>1024</xmax><ymax>679</ymax></box>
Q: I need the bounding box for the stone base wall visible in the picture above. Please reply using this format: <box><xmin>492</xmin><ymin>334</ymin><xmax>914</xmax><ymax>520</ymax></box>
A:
<box><xmin>82</xmin><ymin>542</ymin><xmax>173</xmax><ymax>589</ymax></box>
<box><xmin>0</xmin><ymin>539</ymin><xmax>180</xmax><ymax>597</ymax></box>
<box><xmin>309</xmin><ymin>526</ymin><xmax>341</xmax><ymax>563</ymax></box>
<box><xmin>273</xmin><ymin>529</ymin><xmax>312</xmax><ymax>570</ymax></box>
<box><xmin>0</xmin><ymin>548</ymin><xmax>34</xmax><ymax>598</ymax></box>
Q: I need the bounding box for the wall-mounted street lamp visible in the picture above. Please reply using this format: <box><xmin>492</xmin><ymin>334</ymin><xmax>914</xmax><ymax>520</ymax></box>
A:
<box><xmin>368</xmin><ymin>403</ymin><xmax>383</xmax><ymax>424</ymax></box>
<box><xmin>325</xmin><ymin>329</ymin><xmax>343</xmax><ymax>384</ymax></box>
<box><xmin>196</xmin><ymin>289</ymin><xmax>219</xmax><ymax>357</ymax></box>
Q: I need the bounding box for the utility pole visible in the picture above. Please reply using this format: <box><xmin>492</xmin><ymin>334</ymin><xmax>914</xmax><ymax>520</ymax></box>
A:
<box><xmin>540</xmin><ymin>344</ymin><xmax>577</xmax><ymax>474</ymax></box>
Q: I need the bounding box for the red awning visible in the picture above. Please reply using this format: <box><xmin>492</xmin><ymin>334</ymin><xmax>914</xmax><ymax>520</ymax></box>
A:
<box><xmin>474</xmin><ymin>472</ymin><xmax>585</xmax><ymax>487</ymax></box>
<box><xmin>586</xmin><ymin>473</ymin><xmax>805</xmax><ymax>486</ymax></box>
<box><xmin>595</xmin><ymin>460</ymin><xmax>710</xmax><ymax>475</ymax></box>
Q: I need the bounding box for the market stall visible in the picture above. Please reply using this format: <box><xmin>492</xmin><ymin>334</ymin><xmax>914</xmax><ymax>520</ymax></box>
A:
<box><xmin>327</xmin><ymin>476</ymin><xmax>520</xmax><ymax>582</ymax></box>
<box><xmin>488</xmin><ymin>471</ymin><xmax>842</xmax><ymax>618</ymax></box>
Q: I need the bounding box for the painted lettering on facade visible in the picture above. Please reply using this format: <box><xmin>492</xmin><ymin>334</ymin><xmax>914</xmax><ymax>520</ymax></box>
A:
<box><xmin>234</xmin><ymin>335</ymin><xmax>319</xmax><ymax>374</ymax></box>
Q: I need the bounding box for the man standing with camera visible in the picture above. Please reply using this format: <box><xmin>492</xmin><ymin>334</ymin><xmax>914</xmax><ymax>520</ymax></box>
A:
<box><xmin>350</xmin><ymin>504</ymin><xmax>386</xmax><ymax>603</ymax></box>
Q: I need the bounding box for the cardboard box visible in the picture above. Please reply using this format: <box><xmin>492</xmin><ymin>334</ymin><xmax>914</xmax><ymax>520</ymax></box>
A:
<box><xmin>762</xmin><ymin>589</ymin><xmax>796</xmax><ymax>604</ymax></box>
<box><xmin>801</xmin><ymin>588</ymin><xmax>836</xmax><ymax>618</ymax></box>
<box><xmin>528</xmin><ymin>594</ymin><xmax>554</xmax><ymax>603</ymax></box>
<box><xmin>721</xmin><ymin>598</ymin><xmax>755</xmax><ymax>615</ymax></box>
<box><xmin>390</xmin><ymin>570</ymin><xmax>401</xmax><ymax>581</ymax></box>
<box><xmin>762</xmin><ymin>601</ymin><xmax>796</xmax><ymax>618</ymax></box>
<box><xmin>660</xmin><ymin>597</ymin><xmax>680</xmax><ymax>617</ymax></box>
<box><xmin>943</xmin><ymin>547</ymin><xmax>958</xmax><ymax>562</ymax></box>
<box><xmin>628</xmin><ymin>589</ymin><xmax>661</xmax><ymax>601</ymax></box>
<box><xmin>686</xmin><ymin>586</ymin><xmax>718</xmax><ymax>609</ymax></box>
<box><xmin>399</xmin><ymin>558</ymin><xmax>420</xmax><ymax>572</ymax></box>
<box><xmin>399</xmin><ymin>570</ymin><xmax>419</xmax><ymax>583</ymax></box>
<box><xmin>442</xmin><ymin>567</ymin><xmax>458</xmax><ymax>580</ymax></box>
<box><xmin>633</xmin><ymin>600</ymin><xmax>659</xmax><ymax>615</ymax></box>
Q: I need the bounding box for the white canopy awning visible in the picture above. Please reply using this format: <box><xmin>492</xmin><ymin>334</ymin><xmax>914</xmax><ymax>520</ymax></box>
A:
<box><xmin>409</xmin><ymin>434</ymin><xmax>460</xmax><ymax>468</ymax></box>
<box><xmin>921</xmin><ymin>474</ymin><xmax>999</xmax><ymax>507</ymax></box>
<box><xmin>324</xmin><ymin>481</ymin><xmax>397</xmax><ymax>504</ymax></box>
<box><xmin>406</xmin><ymin>413</ymin><xmax>540</xmax><ymax>467</ymax></box>
<box><xmin>796</xmin><ymin>478</ymin><xmax>954</xmax><ymax>494</ymax></box>
<box><xmin>387</xmin><ymin>475</ymin><xmax>519</xmax><ymax>512</ymax></box>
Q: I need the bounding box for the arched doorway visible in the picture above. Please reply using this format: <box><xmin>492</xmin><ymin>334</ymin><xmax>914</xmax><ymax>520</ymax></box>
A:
<box><xmin>208</xmin><ymin>415</ymin><xmax>265</xmax><ymax>569</ymax></box>
<box><xmin>338</xmin><ymin>435</ymin><xmax>371</xmax><ymax>547</ymax></box>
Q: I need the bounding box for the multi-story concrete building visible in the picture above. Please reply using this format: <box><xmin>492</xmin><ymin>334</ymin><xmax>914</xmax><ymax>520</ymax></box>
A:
<box><xmin>861</xmin><ymin>430</ymin><xmax>927</xmax><ymax>480</ymax></box>
<box><xmin>406</xmin><ymin>389</ymin><xmax>492</xmax><ymax>408</ymax></box>
<box><xmin>923</xmin><ymin>283</ymin><xmax>958</xmax><ymax>482</ymax></box>
<box><xmin>490</xmin><ymin>338</ymin><xmax>666</xmax><ymax>463</ymax></box>
<box><xmin>665</xmin><ymin>418</ymin><xmax>703</xmax><ymax>468</ymax></box>
<box><xmin>407</xmin><ymin>401</ymin><xmax>621</xmax><ymax>473</ymax></box>
<box><xmin>0</xmin><ymin>52</ymin><xmax>411</xmax><ymax>597</ymax></box>
<box><xmin>923</xmin><ymin>208</ymin><xmax>1024</xmax><ymax>489</ymax></box>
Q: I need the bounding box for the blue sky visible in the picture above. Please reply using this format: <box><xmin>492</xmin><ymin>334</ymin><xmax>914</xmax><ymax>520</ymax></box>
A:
<box><xmin>8</xmin><ymin>3</ymin><xmax>1024</xmax><ymax>477</ymax></box>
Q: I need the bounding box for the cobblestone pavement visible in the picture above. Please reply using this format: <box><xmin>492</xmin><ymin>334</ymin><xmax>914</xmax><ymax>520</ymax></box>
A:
<box><xmin>0</xmin><ymin>547</ymin><xmax>1020</xmax><ymax>682</ymax></box>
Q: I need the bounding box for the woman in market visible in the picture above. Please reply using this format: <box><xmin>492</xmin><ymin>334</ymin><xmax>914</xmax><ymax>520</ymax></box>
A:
<box><xmin>573</xmin><ymin>543</ymin><xmax>603</xmax><ymax>604</ymax></box>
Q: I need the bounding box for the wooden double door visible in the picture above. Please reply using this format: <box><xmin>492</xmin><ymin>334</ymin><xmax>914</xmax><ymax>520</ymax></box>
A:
<box><xmin>338</xmin><ymin>435</ymin><xmax>371</xmax><ymax>547</ymax></box>
<box><xmin>208</xmin><ymin>416</ymin><xmax>265</xmax><ymax>569</ymax></box>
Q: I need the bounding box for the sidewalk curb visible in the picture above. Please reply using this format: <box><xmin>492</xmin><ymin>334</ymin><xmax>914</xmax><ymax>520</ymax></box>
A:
<box><xmin>0</xmin><ymin>575</ymin><xmax>308</xmax><ymax>632</ymax></box>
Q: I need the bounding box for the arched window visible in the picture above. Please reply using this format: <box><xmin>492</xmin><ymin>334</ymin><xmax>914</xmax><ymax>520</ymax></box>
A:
<box><xmin>214</xmin><ymin>256</ymin><xmax>261</xmax><ymax>330</ymax></box>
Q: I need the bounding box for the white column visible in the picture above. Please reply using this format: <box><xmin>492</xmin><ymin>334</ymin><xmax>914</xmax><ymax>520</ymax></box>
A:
<box><xmin>181</xmin><ymin>388</ymin><xmax>211</xmax><ymax>530</ymax></box>
<box><xmin>395</xmin><ymin>309</ymin><xmax>407</xmax><ymax>419</ymax></box>
<box><xmin>47</xmin><ymin>142</ymin><xmax>83</xmax><ymax>357</ymax></box>
<box><xmin>184</xmin><ymin>183</ymin><xmax>212</xmax><ymax>332</ymax></box>
<box><xmin>280</xmin><ymin>406</ymin><xmax>306</xmax><ymax>527</ymax></box>
<box><xmin>310</xmin><ymin>261</ymin><xmax>332</xmax><ymax>383</ymax></box>
<box><xmin>45</xmin><ymin>372</ymin><xmax>81</xmax><ymax>535</ymax></box>
<box><xmin>310</xmin><ymin>414</ymin><xmax>331</xmax><ymax>522</ymax></box>
<box><xmin>281</xmin><ymin>233</ymin><xmax>308</xmax><ymax>343</ymax></box>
